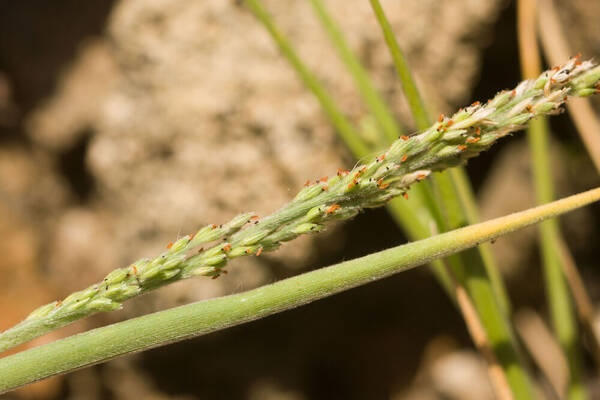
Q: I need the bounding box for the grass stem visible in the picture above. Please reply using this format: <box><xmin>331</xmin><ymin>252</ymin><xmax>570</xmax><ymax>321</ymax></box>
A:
<box><xmin>1</xmin><ymin>187</ymin><xmax>599</xmax><ymax>394</ymax></box>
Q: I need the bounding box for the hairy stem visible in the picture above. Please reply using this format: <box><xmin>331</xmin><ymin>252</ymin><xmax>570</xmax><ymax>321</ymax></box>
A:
<box><xmin>1</xmin><ymin>187</ymin><xmax>600</xmax><ymax>394</ymax></box>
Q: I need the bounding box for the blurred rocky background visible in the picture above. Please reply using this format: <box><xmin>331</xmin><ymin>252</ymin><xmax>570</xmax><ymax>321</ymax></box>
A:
<box><xmin>1</xmin><ymin>0</ymin><xmax>600</xmax><ymax>399</ymax></box>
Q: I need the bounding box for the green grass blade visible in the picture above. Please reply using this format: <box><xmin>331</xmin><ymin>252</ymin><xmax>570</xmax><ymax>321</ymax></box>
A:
<box><xmin>528</xmin><ymin>116</ymin><xmax>585</xmax><ymax>400</ymax></box>
<box><xmin>309</xmin><ymin>0</ymin><xmax>403</xmax><ymax>145</ymax></box>
<box><xmin>368</xmin><ymin>0</ymin><xmax>430</xmax><ymax>130</ymax></box>
<box><xmin>1</xmin><ymin>187</ymin><xmax>598</xmax><ymax>394</ymax></box>
<box><xmin>518</xmin><ymin>0</ymin><xmax>586</xmax><ymax>395</ymax></box>
<box><xmin>244</xmin><ymin>0</ymin><xmax>370</xmax><ymax>157</ymax></box>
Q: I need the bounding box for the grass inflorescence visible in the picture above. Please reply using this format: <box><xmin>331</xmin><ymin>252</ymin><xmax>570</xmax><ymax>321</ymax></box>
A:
<box><xmin>1</xmin><ymin>56</ymin><xmax>599</xmax><ymax>354</ymax></box>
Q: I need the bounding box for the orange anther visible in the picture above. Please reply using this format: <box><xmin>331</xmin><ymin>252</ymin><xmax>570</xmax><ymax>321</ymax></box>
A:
<box><xmin>401</xmin><ymin>155</ymin><xmax>408</xmax><ymax>162</ymax></box>
<box><xmin>222</xmin><ymin>243</ymin><xmax>232</xmax><ymax>252</ymax></box>
<box><xmin>438</xmin><ymin>114</ymin><xmax>444</xmax><ymax>122</ymax></box>
<box><xmin>471</xmin><ymin>101</ymin><xmax>480</xmax><ymax>107</ymax></box>
<box><xmin>466</xmin><ymin>137</ymin><xmax>480</xmax><ymax>143</ymax></box>
<box><xmin>446</xmin><ymin>120</ymin><xmax>454</xmax><ymax>128</ymax></box>
<box><xmin>322</xmin><ymin>185</ymin><xmax>329</xmax><ymax>191</ymax></box>
<box><xmin>250</xmin><ymin>215</ymin><xmax>260</xmax><ymax>221</ymax></box>
<box><xmin>402</xmin><ymin>192</ymin><xmax>409</xmax><ymax>200</ymax></box>
<box><xmin>256</xmin><ymin>247</ymin><xmax>263</xmax><ymax>257</ymax></box>
<box><xmin>475</xmin><ymin>127</ymin><xmax>481</xmax><ymax>135</ymax></box>
<box><xmin>326</xmin><ymin>204</ymin><xmax>341</xmax><ymax>214</ymax></box>
<box><xmin>401</xmin><ymin>135</ymin><xmax>409</xmax><ymax>141</ymax></box>
<box><xmin>511</xmin><ymin>90</ymin><xmax>516</xmax><ymax>97</ymax></box>
<box><xmin>417</xmin><ymin>174</ymin><xmax>427</xmax><ymax>180</ymax></box>
<box><xmin>458</xmin><ymin>145</ymin><xmax>467</xmax><ymax>151</ymax></box>
<box><xmin>379</xmin><ymin>183</ymin><xmax>390</xmax><ymax>189</ymax></box>
<box><xmin>319</xmin><ymin>176</ymin><xmax>328</xmax><ymax>182</ymax></box>
<box><xmin>166</xmin><ymin>242</ymin><xmax>173</xmax><ymax>249</ymax></box>
<box><xmin>304</xmin><ymin>180</ymin><xmax>311</xmax><ymax>187</ymax></box>
<box><xmin>132</xmin><ymin>266</ymin><xmax>138</xmax><ymax>275</ymax></box>
<box><xmin>354</xmin><ymin>166</ymin><xmax>367</xmax><ymax>178</ymax></box>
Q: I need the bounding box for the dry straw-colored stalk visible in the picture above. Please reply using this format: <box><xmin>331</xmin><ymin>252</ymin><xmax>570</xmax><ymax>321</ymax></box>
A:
<box><xmin>1</xmin><ymin>56</ymin><xmax>599</xmax><ymax>354</ymax></box>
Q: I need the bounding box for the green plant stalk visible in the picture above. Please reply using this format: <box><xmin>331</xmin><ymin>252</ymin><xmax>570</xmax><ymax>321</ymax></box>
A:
<box><xmin>368</xmin><ymin>0</ymin><xmax>430</xmax><ymax>129</ymax></box>
<box><xmin>368</xmin><ymin>0</ymin><xmax>511</xmax><ymax>316</ymax></box>
<box><xmin>308</xmin><ymin>0</ymin><xmax>403</xmax><ymax>145</ymax></box>
<box><xmin>528</xmin><ymin>116</ymin><xmax>585</xmax><ymax>400</ymax></box>
<box><xmin>244</xmin><ymin>0</ymin><xmax>370</xmax><ymax>157</ymax></box>
<box><xmin>1</xmin><ymin>188</ymin><xmax>599</xmax><ymax>394</ymax></box>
